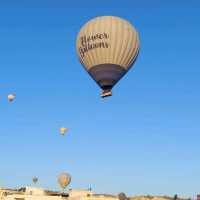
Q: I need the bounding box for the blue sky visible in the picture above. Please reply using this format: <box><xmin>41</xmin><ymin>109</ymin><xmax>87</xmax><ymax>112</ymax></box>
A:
<box><xmin>0</xmin><ymin>0</ymin><xmax>200</xmax><ymax>198</ymax></box>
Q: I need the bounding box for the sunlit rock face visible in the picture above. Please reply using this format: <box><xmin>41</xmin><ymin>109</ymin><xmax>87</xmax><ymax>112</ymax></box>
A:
<box><xmin>129</xmin><ymin>196</ymin><xmax>175</xmax><ymax>200</ymax></box>
<box><xmin>0</xmin><ymin>188</ymin><xmax>183</xmax><ymax>200</ymax></box>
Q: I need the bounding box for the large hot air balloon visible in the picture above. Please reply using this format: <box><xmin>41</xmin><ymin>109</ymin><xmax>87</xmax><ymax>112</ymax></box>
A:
<box><xmin>7</xmin><ymin>94</ymin><xmax>16</xmax><ymax>102</ymax></box>
<box><xmin>57</xmin><ymin>172</ymin><xmax>71</xmax><ymax>191</ymax></box>
<box><xmin>76</xmin><ymin>16</ymin><xmax>140</xmax><ymax>98</ymax></box>
<box><xmin>32</xmin><ymin>176</ymin><xmax>38</xmax><ymax>184</ymax></box>
<box><xmin>60</xmin><ymin>127</ymin><xmax>68</xmax><ymax>136</ymax></box>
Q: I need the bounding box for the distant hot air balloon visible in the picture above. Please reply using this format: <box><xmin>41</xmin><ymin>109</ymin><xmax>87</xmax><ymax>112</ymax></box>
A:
<box><xmin>76</xmin><ymin>16</ymin><xmax>140</xmax><ymax>98</ymax></box>
<box><xmin>58</xmin><ymin>172</ymin><xmax>71</xmax><ymax>191</ymax></box>
<box><xmin>118</xmin><ymin>193</ymin><xmax>128</xmax><ymax>200</ymax></box>
<box><xmin>32</xmin><ymin>176</ymin><xmax>38</xmax><ymax>184</ymax></box>
<box><xmin>60</xmin><ymin>127</ymin><xmax>68</xmax><ymax>136</ymax></box>
<box><xmin>7</xmin><ymin>94</ymin><xmax>16</xmax><ymax>102</ymax></box>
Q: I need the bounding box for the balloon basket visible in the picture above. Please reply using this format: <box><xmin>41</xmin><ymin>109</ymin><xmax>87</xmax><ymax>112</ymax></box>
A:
<box><xmin>101</xmin><ymin>90</ymin><xmax>112</xmax><ymax>98</ymax></box>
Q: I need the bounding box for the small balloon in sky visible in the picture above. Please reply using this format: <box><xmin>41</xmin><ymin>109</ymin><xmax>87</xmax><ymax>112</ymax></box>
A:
<box><xmin>32</xmin><ymin>176</ymin><xmax>38</xmax><ymax>184</ymax></box>
<box><xmin>118</xmin><ymin>193</ymin><xmax>128</xmax><ymax>200</ymax></box>
<box><xmin>8</xmin><ymin>94</ymin><xmax>16</xmax><ymax>102</ymax></box>
<box><xmin>60</xmin><ymin>127</ymin><xmax>68</xmax><ymax>136</ymax></box>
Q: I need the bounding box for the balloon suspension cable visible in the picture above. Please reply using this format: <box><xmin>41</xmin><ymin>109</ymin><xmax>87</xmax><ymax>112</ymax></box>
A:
<box><xmin>101</xmin><ymin>89</ymin><xmax>112</xmax><ymax>98</ymax></box>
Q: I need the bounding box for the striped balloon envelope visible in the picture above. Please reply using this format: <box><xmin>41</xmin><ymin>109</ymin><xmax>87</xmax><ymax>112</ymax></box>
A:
<box><xmin>76</xmin><ymin>16</ymin><xmax>140</xmax><ymax>98</ymax></box>
<box><xmin>60</xmin><ymin>127</ymin><xmax>68</xmax><ymax>136</ymax></box>
<box><xmin>32</xmin><ymin>176</ymin><xmax>38</xmax><ymax>184</ymax></box>
<box><xmin>58</xmin><ymin>172</ymin><xmax>71</xmax><ymax>191</ymax></box>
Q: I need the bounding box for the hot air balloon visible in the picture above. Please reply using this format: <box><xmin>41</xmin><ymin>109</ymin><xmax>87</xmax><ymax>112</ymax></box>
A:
<box><xmin>60</xmin><ymin>127</ymin><xmax>68</xmax><ymax>136</ymax></box>
<box><xmin>7</xmin><ymin>94</ymin><xmax>16</xmax><ymax>102</ymax></box>
<box><xmin>76</xmin><ymin>16</ymin><xmax>140</xmax><ymax>98</ymax></box>
<box><xmin>32</xmin><ymin>176</ymin><xmax>38</xmax><ymax>184</ymax></box>
<box><xmin>57</xmin><ymin>172</ymin><xmax>71</xmax><ymax>191</ymax></box>
<box><xmin>118</xmin><ymin>193</ymin><xmax>128</xmax><ymax>200</ymax></box>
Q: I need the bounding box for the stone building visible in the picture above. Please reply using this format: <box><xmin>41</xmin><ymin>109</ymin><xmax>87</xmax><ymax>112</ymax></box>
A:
<box><xmin>0</xmin><ymin>187</ymin><xmax>117</xmax><ymax>200</ymax></box>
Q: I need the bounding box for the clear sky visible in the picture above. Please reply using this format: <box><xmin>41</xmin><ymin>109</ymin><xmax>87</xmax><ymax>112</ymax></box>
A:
<box><xmin>0</xmin><ymin>0</ymin><xmax>200</xmax><ymax>198</ymax></box>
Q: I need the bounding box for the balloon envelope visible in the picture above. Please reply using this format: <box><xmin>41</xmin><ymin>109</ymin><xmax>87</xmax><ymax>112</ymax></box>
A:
<box><xmin>8</xmin><ymin>94</ymin><xmax>16</xmax><ymax>102</ymax></box>
<box><xmin>60</xmin><ymin>127</ymin><xmax>68</xmax><ymax>136</ymax></box>
<box><xmin>58</xmin><ymin>173</ymin><xmax>71</xmax><ymax>190</ymax></box>
<box><xmin>76</xmin><ymin>16</ymin><xmax>139</xmax><ymax>97</ymax></box>
<box><xmin>32</xmin><ymin>177</ymin><xmax>38</xmax><ymax>184</ymax></box>
<box><xmin>118</xmin><ymin>193</ymin><xmax>128</xmax><ymax>200</ymax></box>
